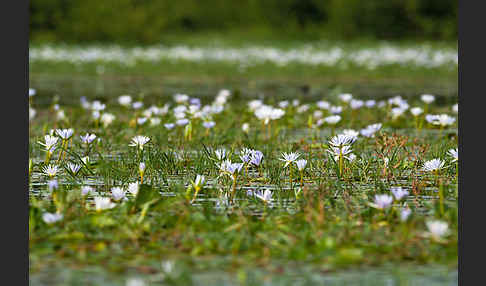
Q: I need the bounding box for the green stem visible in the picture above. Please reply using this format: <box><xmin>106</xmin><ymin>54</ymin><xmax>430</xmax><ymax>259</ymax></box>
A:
<box><xmin>191</xmin><ymin>187</ymin><xmax>200</xmax><ymax>204</ymax></box>
<box><xmin>289</xmin><ymin>166</ymin><xmax>293</xmax><ymax>191</ymax></box>
<box><xmin>300</xmin><ymin>171</ymin><xmax>304</xmax><ymax>188</ymax></box>
<box><xmin>230</xmin><ymin>175</ymin><xmax>238</xmax><ymax>202</ymax></box>
<box><xmin>339</xmin><ymin>148</ymin><xmax>344</xmax><ymax>178</ymax></box>
<box><xmin>438</xmin><ymin>179</ymin><xmax>444</xmax><ymax>216</ymax></box>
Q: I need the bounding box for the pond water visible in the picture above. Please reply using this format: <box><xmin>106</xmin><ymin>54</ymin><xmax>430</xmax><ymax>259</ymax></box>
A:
<box><xmin>30</xmin><ymin>262</ymin><xmax>457</xmax><ymax>285</ymax></box>
<box><xmin>29</xmin><ymin>75</ymin><xmax>458</xmax><ymax>285</ymax></box>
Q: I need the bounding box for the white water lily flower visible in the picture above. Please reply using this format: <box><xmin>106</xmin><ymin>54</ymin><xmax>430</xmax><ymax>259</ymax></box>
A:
<box><xmin>365</xmin><ymin>100</ymin><xmax>376</xmax><ymax>108</ymax></box>
<box><xmin>188</xmin><ymin>104</ymin><xmax>200</xmax><ymax>116</ymax></box>
<box><xmin>360</xmin><ymin>123</ymin><xmax>382</xmax><ymax>138</ymax></box>
<box><xmin>426</xmin><ymin>114</ymin><xmax>455</xmax><ymax>127</ymax></box>
<box><xmin>193</xmin><ymin>175</ymin><xmax>205</xmax><ymax>191</ymax></box>
<box><xmin>173</xmin><ymin>93</ymin><xmax>189</xmax><ymax>103</ymax></box>
<box><xmin>410</xmin><ymin>107</ymin><xmax>423</xmax><ymax>116</ymax></box>
<box><xmin>422</xmin><ymin>159</ymin><xmax>445</xmax><ymax>172</ymax></box>
<box><xmin>329</xmin><ymin>134</ymin><xmax>356</xmax><ymax>148</ymax></box>
<box><xmin>279</xmin><ymin>100</ymin><xmax>289</xmax><ymax>108</ymax></box>
<box><xmin>150</xmin><ymin>118</ymin><xmax>161</xmax><ymax>126</ymax></box>
<box><xmin>29</xmin><ymin>107</ymin><xmax>36</xmax><ymax>120</ymax></box>
<box><xmin>388</xmin><ymin>95</ymin><xmax>407</xmax><ymax>107</ymax></box>
<box><xmin>421</xmin><ymin>94</ymin><xmax>435</xmax><ymax>104</ymax></box>
<box><xmin>139</xmin><ymin>162</ymin><xmax>146</xmax><ymax>173</ymax></box>
<box><xmin>317</xmin><ymin>100</ymin><xmax>330</xmax><ymax>110</ymax></box>
<box><xmin>242</xmin><ymin>123</ymin><xmax>250</xmax><ymax>133</ymax></box>
<box><xmin>137</xmin><ymin>117</ymin><xmax>148</xmax><ymax>125</ymax></box>
<box><xmin>42</xmin><ymin>164</ymin><xmax>59</xmax><ymax>177</ymax></box>
<box><xmin>215</xmin><ymin>148</ymin><xmax>227</xmax><ymax>161</ymax></box>
<box><xmin>452</xmin><ymin>103</ymin><xmax>458</xmax><ymax>113</ymax></box>
<box><xmin>329</xmin><ymin>106</ymin><xmax>343</xmax><ymax>114</ymax></box>
<box><xmin>327</xmin><ymin>145</ymin><xmax>354</xmax><ymax>161</ymax></box>
<box><xmin>391</xmin><ymin>107</ymin><xmax>406</xmax><ymax>119</ymax></box>
<box><xmin>129</xmin><ymin>136</ymin><xmax>150</xmax><ymax>150</ymax></box>
<box><xmin>426</xmin><ymin>220</ymin><xmax>449</xmax><ymax>239</ymax></box>
<box><xmin>91</xmin><ymin>101</ymin><xmax>106</xmax><ymax>111</ymax></box>
<box><xmin>297</xmin><ymin>104</ymin><xmax>310</xmax><ymax>113</ymax></box>
<box><xmin>80</xmin><ymin>133</ymin><xmax>97</xmax><ymax>144</ymax></box>
<box><xmin>67</xmin><ymin>163</ymin><xmax>81</xmax><ymax>175</ymax></box>
<box><xmin>448</xmin><ymin>148</ymin><xmax>458</xmax><ymax>162</ymax></box>
<box><xmin>315</xmin><ymin>118</ymin><xmax>325</xmax><ymax>127</ymax></box>
<box><xmin>42</xmin><ymin>212</ymin><xmax>63</xmax><ymax>224</ymax></box>
<box><xmin>48</xmin><ymin>180</ymin><xmax>58</xmax><ymax>191</ymax></box>
<box><xmin>373</xmin><ymin>194</ymin><xmax>394</xmax><ymax>209</ymax></box>
<box><xmin>191</xmin><ymin>97</ymin><xmax>202</xmax><ymax>107</ymax></box>
<box><xmin>279</xmin><ymin>152</ymin><xmax>301</xmax><ymax>168</ymax></box>
<box><xmin>215</xmin><ymin>90</ymin><xmax>230</xmax><ymax>106</ymax></box>
<box><xmin>80</xmin><ymin>96</ymin><xmax>91</xmax><ymax>109</ymax></box>
<box><xmin>248</xmin><ymin>100</ymin><xmax>263</xmax><ymax>111</ymax></box>
<box><xmin>118</xmin><ymin>95</ymin><xmax>132</xmax><ymax>106</ymax></box>
<box><xmin>94</xmin><ymin>197</ymin><xmax>116</xmax><ymax>211</ymax></box>
<box><xmin>176</xmin><ymin>118</ymin><xmax>189</xmax><ymax>126</ymax></box>
<box><xmin>400</xmin><ymin>207</ymin><xmax>412</xmax><ymax>221</ymax></box>
<box><xmin>219</xmin><ymin>160</ymin><xmax>244</xmax><ymax>177</ymax></box>
<box><xmin>350</xmin><ymin>99</ymin><xmax>364</xmax><ymax>109</ymax></box>
<box><xmin>210</xmin><ymin>104</ymin><xmax>224</xmax><ymax>114</ymax></box>
<box><xmin>254</xmin><ymin>105</ymin><xmax>285</xmax><ymax>125</ymax></box>
<box><xmin>292</xmin><ymin>99</ymin><xmax>300</xmax><ymax>107</ymax></box>
<box><xmin>56</xmin><ymin>110</ymin><xmax>66</xmax><ymax>121</ymax></box>
<box><xmin>101</xmin><ymin>113</ymin><xmax>116</xmax><ymax>127</ymax></box>
<box><xmin>253</xmin><ymin>189</ymin><xmax>273</xmax><ymax>203</ymax></box>
<box><xmin>313</xmin><ymin>110</ymin><xmax>323</xmax><ymax>119</ymax></box>
<box><xmin>56</xmin><ymin>128</ymin><xmax>74</xmax><ymax>140</ymax></box>
<box><xmin>132</xmin><ymin>101</ymin><xmax>144</xmax><ymax>110</ymax></box>
<box><xmin>239</xmin><ymin>148</ymin><xmax>253</xmax><ymax>163</ymax></box>
<box><xmin>164</xmin><ymin>123</ymin><xmax>175</xmax><ymax>130</ymax></box>
<box><xmin>111</xmin><ymin>187</ymin><xmax>126</xmax><ymax>201</ymax></box>
<box><xmin>227</xmin><ymin>162</ymin><xmax>244</xmax><ymax>175</ymax></box>
<box><xmin>250</xmin><ymin>150</ymin><xmax>264</xmax><ymax>166</ymax></box>
<box><xmin>39</xmin><ymin>135</ymin><xmax>59</xmax><ymax>153</ymax></box>
<box><xmin>29</xmin><ymin>88</ymin><xmax>36</xmax><ymax>97</ymax></box>
<box><xmin>341</xmin><ymin>129</ymin><xmax>359</xmax><ymax>141</ymax></box>
<box><xmin>323</xmin><ymin>115</ymin><xmax>341</xmax><ymax>125</ymax></box>
<box><xmin>161</xmin><ymin>260</ymin><xmax>175</xmax><ymax>274</ymax></box>
<box><xmin>390</xmin><ymin>187</ymin><xmax>409</xmax><ymax>201</ymax></box>
<box><xmin>81</xmin><ymin>186</ymin><xmax>94</xmax><ymax>196</ymax></box>
<box><xmin>127</xmin><ymin>182</ymin><xmax>139</xmax><ymax>196</ymax></box>
<box><xmin>295</xmin><ymin>159</ymin><xmax>307</xmax><ymax>171</ymax></box>
<box><xmin>173</xmin><ymin>105</ymin><xmax>188</xmax><ymax>115</ymax></box>
<box><xmin>126</xmin><ymin>278</ymin><xmax>146</xmax><ymax>286</ymax></box>
<box><xmin>92</xmin><ymin>110</ymin><xmax>101</xmax><ymax>120</ymax></box>
<box><xmin>338</xmin><ymin>93</ymin><xmax>353</xmax><ymax>103</ymax></box>
<box><xmin>203</xmin><ymin>121</ymin><xmax>216</xmax><ymax>129</ymax></box>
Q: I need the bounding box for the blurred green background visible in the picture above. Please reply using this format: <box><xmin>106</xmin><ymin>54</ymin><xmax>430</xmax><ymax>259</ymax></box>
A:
<box><xmin>30</xmin><ymin>0</ymin><xmax>457</xmax><ymax>44</ymax></box>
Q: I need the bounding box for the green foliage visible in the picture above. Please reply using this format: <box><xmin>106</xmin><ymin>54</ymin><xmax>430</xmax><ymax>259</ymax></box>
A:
<box><xmin>30</xmin><ymin>0</ymin><xmax>457</xmax><ymax>44</ymax></box>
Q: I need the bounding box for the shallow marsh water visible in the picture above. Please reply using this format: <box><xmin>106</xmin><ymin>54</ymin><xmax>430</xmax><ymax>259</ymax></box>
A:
<box><xmin>30</xmin><ymin>263</ymin><xmax>457</xmax><ymax>286</ymax></box>
<box><xmin>29</xmin><ymin>73</ymin><xmax>458</xmax><ymax>285</ymax></box>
